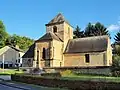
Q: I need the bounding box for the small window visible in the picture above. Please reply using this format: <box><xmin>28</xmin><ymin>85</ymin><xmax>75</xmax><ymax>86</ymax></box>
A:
<box><xmin>19</xmin><ymin>53</ymin><xmax>20</xmax><ymax>57</ymax></box>
<box><xmin>37</xmin><ymin>51</ymin><xmax>39</xmax><ymax>61</ymax></box>
<box><xmin>42</xmin><ymin>48</ymin><xmax>46</xmax><ymax>59</ymax></box>
<box><xmin>53</xmin><ymin>26</ymin><xmax>57</xmax><ymax>33</ymax></box>
<box><xmin>18</xmin><ymin>59</ymin><xmax>20</xmax><ymax>63</ymax></box>
<box><xmin>85</xmin><ymin>54</ymin><xmax>90</xmax><ymax>63</ymax></box>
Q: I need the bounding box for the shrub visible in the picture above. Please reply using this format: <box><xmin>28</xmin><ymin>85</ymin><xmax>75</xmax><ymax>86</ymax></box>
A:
<box><xmin>41</xmin><ymin>73</ymin><xmax>61</xmax><ymax>77</ymax></box>
<box><xmin>111</xmin><ymin>55</ymin><xmax>120</xmax><ymax>76</ymax></box>
<box><xmin>22</xmin><ymin>69</ymin><xmax>27</xmax><ymax>71</ymax></box>
<box><xmin>33</xmin><ymin>68</ymin><xmax>40</xmax><ymax>73</ymax></box>
<box><xmin>60</xmin><ymin>70</ymin><xmax>74</xmax><ymax>76</ymax></box>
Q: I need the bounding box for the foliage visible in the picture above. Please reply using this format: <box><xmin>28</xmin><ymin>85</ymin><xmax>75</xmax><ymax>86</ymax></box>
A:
<box><xmin>73</xmin><ymin>25</ymin><xmax>84</xmax><ymax>38</ymax></box>
<box><xmin>111</xmin><ymin>55</ymin><xmax>120</xmax><ymax>76</ymax></box>
<box><xmin>60</xmin><ymin>70</ymin><xmax>74</xmax><ymax>77</ymax></box>
<box><xmin>84</xmin><ymin>22</ymin><xmax>109</xmax><ymax>37</ymax></box>
<box><xmin>0</xmin><ymin>20</ymin><xmax>9</xmax><ymax>48</ymax></box>
<box><xmin>5</xmin><ymin>34</ymin><xmax>34</xmax><ymax>51</ymax></box>
<box><xmin>114</xmin><ymin>32</ymin><xmax>120</xmax><ymax>45</ymax></box>
<box><xmin>41</xmin><ymin>73</ymin><xmax>61</xmax><ymax>77</ymax></box>
<box><xmin>0</xmin><ymin>20</ymin><xmax>34</xmax><ymax>51</ymax></box>
<box><xmin>73</xmin><ymin>22</ymin><xmax>110</xmax><ymax>38</ymax></box>
<box><xmin>84</xmin><ymin>23</ymin><xmax>95</xmax><ymax>37</ymax></box>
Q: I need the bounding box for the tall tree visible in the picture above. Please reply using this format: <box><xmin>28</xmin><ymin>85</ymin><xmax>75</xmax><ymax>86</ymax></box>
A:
<box><xmin>73</xmin><ymin>25</ymin><xmax>84</xmax><ymax>38</ymax></box>
<box><xmin>84</xmin><ymin>22</ymin><xmax>109</xmax><ymax>37</ymax></box>
<box><xmin>94</xmin><ymin>22</ymin><xmax>109</xmax><ymax>36</ymax></box>
<box><xmin>114</xmin><ymin>32</ymin><xmax>120</xmax><ymax>44</ymax></box>
<box><xmin>0</xmin><ymin>20</ymin><xmax>9</xmax><ymax>48</ymax></box>
<box><xmin>84</xmin><ymin>23</ymin><xmax>95</xmax><ymax>37</ymax></box>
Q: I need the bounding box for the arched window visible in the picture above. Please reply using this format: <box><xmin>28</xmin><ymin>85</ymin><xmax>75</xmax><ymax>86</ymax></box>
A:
<box><xmin>53</xmin><ymin>26</ymin><xmax>57</xmax><ymax>33</ymax></box>
<box><xmin>42</xmin><ymin>48</ymin><xmax>46</xmax><ymax>59</ymax></box>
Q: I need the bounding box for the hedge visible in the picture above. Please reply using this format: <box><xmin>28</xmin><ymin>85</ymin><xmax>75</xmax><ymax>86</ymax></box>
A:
<box><xmin>11</xmin><ymin>74</ymin><xmax>120</xmax><ymax>90</ymax></box>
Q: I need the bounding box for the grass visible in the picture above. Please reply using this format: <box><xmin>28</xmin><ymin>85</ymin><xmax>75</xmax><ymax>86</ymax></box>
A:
<box><xmin>16</xmin><ymin>73</ymin><xmax>120</xmax><ymax>83</ymax></box>
<box><xmin>60</xmin><ymin>74</ymin><xmax>120</xmax><ymax>83</ymax></box>
<box><xmin>0</xmin><ymin>68</ymin><xmax>23</xmax><ymax>75</ymax></box>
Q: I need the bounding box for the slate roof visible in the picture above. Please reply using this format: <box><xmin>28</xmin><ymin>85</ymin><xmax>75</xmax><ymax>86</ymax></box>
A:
<box><xmin>46</xmin><ymin>13</ymin><xmax>70</xmax><ymax>26</ymax></box>
<box><xmin>35</xmin><ymin>32</ymin><xmax>62</xmax><ymax>42</ymax></box>
<box><xmin>64</xmin><ymin>35</ymin><xmax>109</xmax><ymax>53</ymax></box>
<box><xmin>22</xmin><ymin>44</ymin><xmax>35</xmax><ymax>58</ymax></box>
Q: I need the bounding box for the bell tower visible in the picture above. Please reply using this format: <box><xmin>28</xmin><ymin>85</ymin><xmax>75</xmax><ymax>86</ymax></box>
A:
<box><xmin>45</xmin><ymin>13</ymin><xmax>73</xmax><ymax>50</ymax></box>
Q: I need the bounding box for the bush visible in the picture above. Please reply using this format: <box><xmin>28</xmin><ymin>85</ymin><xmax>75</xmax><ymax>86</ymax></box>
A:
<box><xmin>60</xmin><ymin>70</ymin><xmax>74</xmax><ymax>76</ymax></box>
<box><xmin>22</xmin><ymin>69</ymin><xmax>27</xmax><ymax>71</ymax></box>
<box><xmin>41</xmin><ymin>73</ymin><xmax>61</xmax><ymax>77</ymax></box>
<box><xmin>33</xmin><ymin>68</ymin><xmax>40</xmax><ymax>73</ymax></box>
<box><xmin>111</xmin><ymin>55</ymin><xmax>120</xmax><ymax>76</ymax></box>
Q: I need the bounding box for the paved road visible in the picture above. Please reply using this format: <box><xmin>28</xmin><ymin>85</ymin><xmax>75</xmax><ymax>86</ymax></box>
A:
<box><xmin>0</xmin><ymin>84</ymin><xmax>22</xmax><ymax>90</ymax></box>
<box><xmin>0</xmin><ymin>81</ymin><xmax>67</xmax><ymax>90</ymax></box>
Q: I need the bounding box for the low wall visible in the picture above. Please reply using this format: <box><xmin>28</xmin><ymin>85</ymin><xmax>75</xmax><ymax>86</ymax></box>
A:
<box><xmin>44</xmin><ymin>66</ymin><xmax>111</xmax><ymax>75</ymax></box>
<box><xmin>11</xmin><ymin>74</ymin><xmax>120</xmax><ymax>90</ymax></box>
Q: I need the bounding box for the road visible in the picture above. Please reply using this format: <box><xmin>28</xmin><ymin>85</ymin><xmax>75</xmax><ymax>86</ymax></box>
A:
<box><xmin>0</xmin><ymin>84</ymin><xmax>23</xmax><ymax>90</ymax></box>
<box><xmin>0</xmin><ymin>80</ymin><xmax>67</xmax><ymax>90</ymax></box>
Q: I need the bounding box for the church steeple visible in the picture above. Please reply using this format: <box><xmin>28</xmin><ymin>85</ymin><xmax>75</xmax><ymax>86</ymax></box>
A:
<box><xmin>46</xmin><ymin>13</ymin><xmax>70</xmax><ymax>26</ymax></box>
<box><xmin>45</xmin><ymin>13</ymin><xmax>73</xmax><ymax>50</ymax></box>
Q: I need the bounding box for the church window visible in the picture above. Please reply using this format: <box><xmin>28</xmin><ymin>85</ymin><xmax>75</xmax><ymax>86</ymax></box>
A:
<box><xmin>53</xmin><ymin>26</ymin><xmax>57</xmax><ymax>33</ymax></box>
<box><xmin>85</xmin><ymin>54</ymin><xmax>90</xmax><ymax>63</ymax></box>
<box><xmin>42</xmin><ymin>48</ymin><xmax>46</xmax><ymax>59</ymax></box>
<box><xmin>37</xmin><ymin>51</ymin><xmax>39</xmax><ymax>64</ymax></box>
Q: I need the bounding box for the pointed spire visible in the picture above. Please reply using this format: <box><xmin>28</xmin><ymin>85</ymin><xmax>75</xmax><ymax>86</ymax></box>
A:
<box><xmin>48</xmin><ymin>13</ymin><xmax>65</xmax><ymax>24</ymax></box>
<box><xmin>46</xmin><ymin>13</ymin><xmax>70</xmax><ymax>25</ymax></box>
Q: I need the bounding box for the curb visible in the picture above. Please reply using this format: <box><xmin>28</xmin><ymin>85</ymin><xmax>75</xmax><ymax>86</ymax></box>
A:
<box><xmin>0</xmin><ymin>81</ymin><xmax>31</xmax><ymax>90</ymax></box>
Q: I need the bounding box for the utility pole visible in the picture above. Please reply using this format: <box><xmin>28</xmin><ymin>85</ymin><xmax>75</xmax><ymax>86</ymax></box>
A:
<box><xmin>2</xmin><ymin>54</ymin><xmax>4</xmax><ymax>72</ymax></box>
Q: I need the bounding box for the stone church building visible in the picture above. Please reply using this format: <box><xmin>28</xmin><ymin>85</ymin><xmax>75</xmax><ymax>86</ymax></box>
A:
<box><xmin>22</xmin><ymin>13</ymin><xmax>112</xmax><ymax>68</ymax></box>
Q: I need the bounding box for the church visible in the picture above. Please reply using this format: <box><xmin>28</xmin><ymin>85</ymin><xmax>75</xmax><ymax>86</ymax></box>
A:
<box><xmin>22</xmin><ymin>13</ymin><xmax>112</xmax><ymax>68</ymax></box>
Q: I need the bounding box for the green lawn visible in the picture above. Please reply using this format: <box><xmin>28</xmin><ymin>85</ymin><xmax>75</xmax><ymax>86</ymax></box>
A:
<box><xmin>60</xmin><ymin>74</ymin><xmax>120</xmax><ymax>83</ymax></box>
<box><xmin>0</xmin><ymin>69</ymin><xmax>23</xmax><ymax>75</ymax></box>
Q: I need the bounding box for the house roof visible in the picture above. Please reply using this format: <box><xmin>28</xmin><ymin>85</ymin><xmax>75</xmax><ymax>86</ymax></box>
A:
<box><xmin>35</xmin><ymin>32</ymin><xmax>62</xmax><ymax>42</ymax></box>
<box><xmin>22</xmin><ymin>44</ymin><xmax>35</xmax><ymax>58</ymax></box>
<box><xmin>64</xmin><ymin>35</ymin><xmax>109</xmax><ymax>53</ymax></box>
<box><xmin>46</xmin><ymin>13</ymin><xmax>70</xmax><ymax>26</ymax></box>
<box><xmin>9</xmin><ymin>46</ymin><xmax>23</xmax><ymax>52</ymax></box>
<box><xmin>0</xmin><ymin>45</ymin><xmax>23</xmax><ymax>56</ymax></box>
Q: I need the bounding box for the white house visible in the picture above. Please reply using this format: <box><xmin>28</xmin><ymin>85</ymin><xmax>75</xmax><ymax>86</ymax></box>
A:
<box><xmin>0</xmin><ymin>45</ymin><xmax>24</xmax><ymax>68</ymax></box>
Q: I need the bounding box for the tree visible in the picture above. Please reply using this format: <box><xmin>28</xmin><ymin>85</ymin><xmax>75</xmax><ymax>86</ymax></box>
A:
<box><xmin>0</xmin><ymin>20</ymin><xmax>9</xmax><ymax>48</ymax></box>
<box><xmin>114</xmin><ymin>32</ymin><xmax>120</xmax><ymax>44</ymax></box>
<box><xmin>94</xmin><ymin>22</ymin><xmax>109</xmax><ymax>36</ymax></box>
<box><xmin>84</xmin><ymin>22</ymin><xmax>109</xmax><ymax>37</ymax></box>
<box><xmin>5</xmin><ymin>34</ymin><xmax>34</xmax><ymax>51</ymax></box>
<box><xmin>84</xmin><ymin>23</ymin><xmax>95</xmax><ymax>37</ymax></box>
<box><xmin>73</xmin><ymin>25</ymin><xmax>84</xmax><ymax>38</ymax></box>
<box><xmin>111</xmin><ymin>55</ymin><xmax>120</xmax><ymax>76</ymax></box>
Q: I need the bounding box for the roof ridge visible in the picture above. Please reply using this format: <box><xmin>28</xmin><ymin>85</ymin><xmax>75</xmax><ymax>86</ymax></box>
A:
<box><xmin>73</xmin><ymin>35</ymin><xmax>109</xmax><ymax>41</ymax></box>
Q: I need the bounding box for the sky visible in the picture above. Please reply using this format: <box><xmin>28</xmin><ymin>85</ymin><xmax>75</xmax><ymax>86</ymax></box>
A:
<box><xmin>0</xmin><ymin>0</ymin><xmax>120</xmax><ymax>43</ymax></box>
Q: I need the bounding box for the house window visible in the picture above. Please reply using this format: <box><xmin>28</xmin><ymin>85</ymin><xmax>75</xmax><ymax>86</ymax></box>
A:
<box><xmin>42</xmin><ymin>48</ymin><xmax>46</xmax><ymax>59</ymax></box>
<box><xmin>18</xmin><ymin>59</ymin><xmax>20</xmax><ymax>63</ymax></box>
<box><xmin>19</xmin><ymin>53</ymin><xmax>20</xmax><ymax>57</ymax></box>
<box><xmin>53</xmin><ymin>26</ymin><xmax>57</xmax><ymax>33</ymax></box>
<box><xmin>85</xmin><ymin>54</ymin><xmax>90</xmax><ymax>63</ymax></box>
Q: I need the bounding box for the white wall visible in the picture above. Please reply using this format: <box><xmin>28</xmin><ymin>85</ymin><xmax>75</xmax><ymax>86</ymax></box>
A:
<box><xmin>0</xmin><ymin>46</ymin><xmax>24</xmax><ymax>67</ymax></box>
